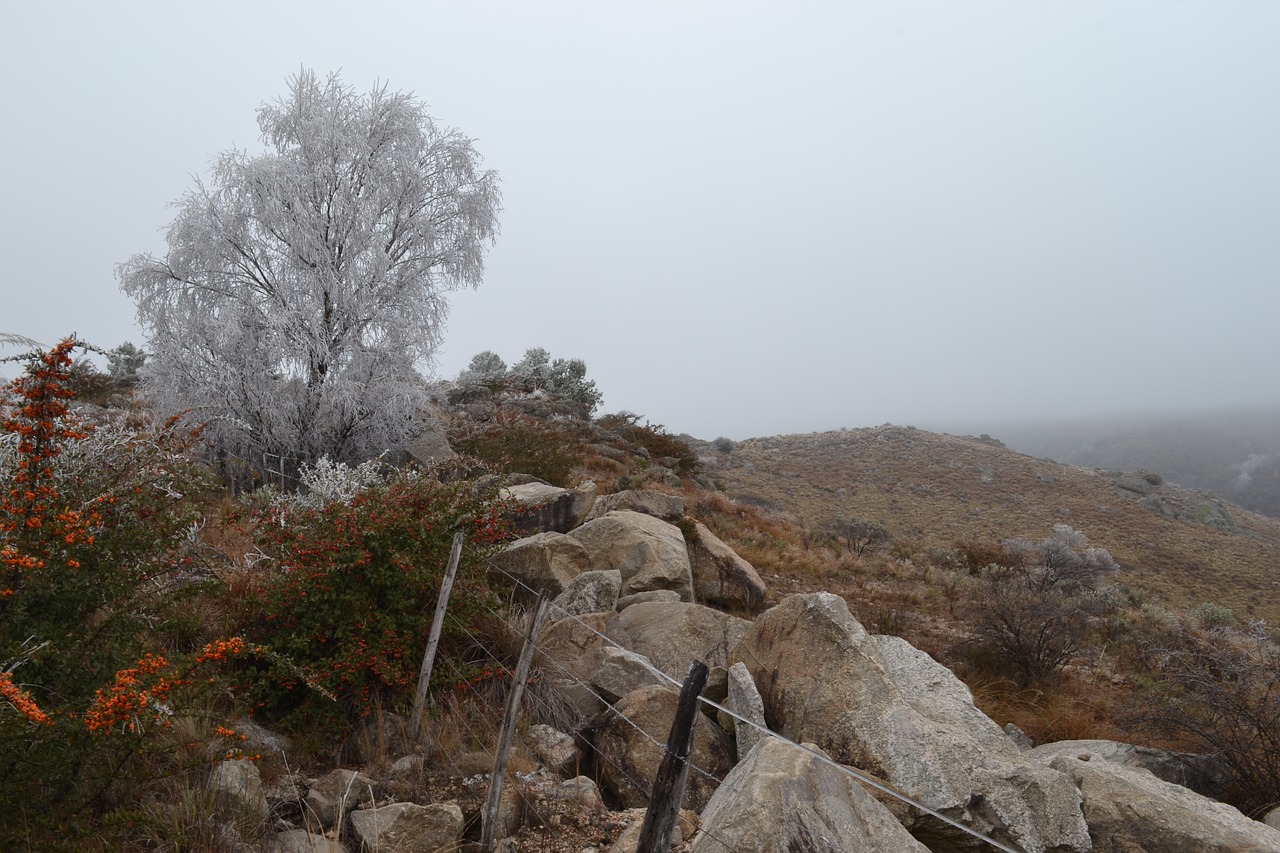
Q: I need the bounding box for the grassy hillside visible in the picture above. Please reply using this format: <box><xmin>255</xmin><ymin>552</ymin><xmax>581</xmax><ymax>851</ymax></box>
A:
<box><xmin>702</xmin><ymin>425</ymin><xmax>1280</xmax><ymax>625</ymax></box>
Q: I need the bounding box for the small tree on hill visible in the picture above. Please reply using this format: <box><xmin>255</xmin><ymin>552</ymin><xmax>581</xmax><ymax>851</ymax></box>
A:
<box><xmin>827</xmin><ymin>517</ymin><xmax>891</xmax><ymax>555</ymax></box>
<box><xmin>105</xmin><ymin>342</ymin><xmax>146</xmax><ymax>378</ymax></box>
<box><xmin>464</xmin><ymin>347</ymin><xmax>602</xmax><ymax>416</ymax></box>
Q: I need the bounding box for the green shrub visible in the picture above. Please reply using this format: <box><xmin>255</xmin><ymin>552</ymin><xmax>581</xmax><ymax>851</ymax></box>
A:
<box><xmin>1195</xmin><ymin>601</ymin><xmax>1236</xmax><ymax>629</ymax></box>
<box><xmin>596</xmin><ymin>411</ymin><xmax>700</xmax><ymax>477</ymax></box>
<box><xmin>247</xmin><ymin>468</ymin><xmax>509</xmax><ymax>727</ymax></box>
<box><xmin>0</xmin><ymin>338</ymin><xmax>244</xmax><ymax>846</ymax></box>
<box><xmin>827</xmin><ymin>517</ymin><xmax>891</xmax><ymax>555</ymax></box>
<box><xmin>449</xmin><ymin>408</ymin><xmax>588</xmax><ymax>486</ymax></box>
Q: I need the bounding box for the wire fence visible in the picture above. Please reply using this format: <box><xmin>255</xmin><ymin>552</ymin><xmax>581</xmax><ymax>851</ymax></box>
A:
<box><xmin>466</xmin><ymin>560</ymin><xmax>1027</xmax><ymax>853</ymax></box>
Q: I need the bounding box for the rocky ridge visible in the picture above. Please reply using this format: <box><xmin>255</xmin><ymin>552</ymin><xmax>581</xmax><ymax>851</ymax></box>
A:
<box><xmin>222</xmin><ymin>481</ymin><xmax>1280</xmax><ymax>852</ymax></box>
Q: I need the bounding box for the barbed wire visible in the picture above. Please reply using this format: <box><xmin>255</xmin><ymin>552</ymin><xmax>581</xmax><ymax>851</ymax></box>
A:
<box><xmin>443</xmin><ymin>603</ymin><xmax>746</xmax><ymax>852</ymax></box>
<box><xmin>483</xmin><ymin>560</ymin><xmax>1027</xmax><ymax>853</ymax></box>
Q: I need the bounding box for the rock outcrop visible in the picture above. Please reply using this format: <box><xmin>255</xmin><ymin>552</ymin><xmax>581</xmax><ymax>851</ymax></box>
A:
<box><xmin>1046</xmin><ymin>753</ymin><xmax>1280</xmax><ymax>852</ymax></box>
<box><xmin>585</xmin><ymin>488</ymin><xmax>686</xmax><ymax>523</ymax></box>
<box><xmin>347</xmin><ymin>802</ymin><xmax>464</xmax><ymax>853</ymax></box>
<box><xmin>732</xmin><ymin>592</ymin><xmax>1090</xmax><ymax>853</ymax></box>
<box><xmin>304</xmin><ymin>769</ymin><xmax>377</xmax><ymax>831</ymax></box>
<box><xmin>551</xmin><ymin>568</ymin><xmax>622</xmax><ymax>617</ymax></box>
<box><xmin>1030</xmin><ymin>738</ymin><xmax>1231</xmax><ymax>801</ymax></box>
<box><xmin>488</xmin><ymin>531</ymin><xmax>592</xmax><ymax>601</ymax></box>
<box><xmin>692</xmin><ymin>739</ymin><xmax>932</xmax><ymax>852</ymax></box>
<box><xmin>588</xmin><ymin>684</ymin><xmax>735</xmax><ymax>813</ymax></box>
<box><xmin>684</xmin><ymin>520</ymin><xmax>768</xmax><ymax>614</ymax></box>
<box><xmin>723</xmin><ymin>662</ymin><xmax>767</xmax><ymax>761</ymax></box>
<box><xmin>502</xmin><ymin>480</ymin><xmax>598</xmax><ymax>535</ymax></box>
<box><xmin>606</xmin><ymin>601</ymin><xmax>751</xmax><ymax>680</ymax></box>
<box><xmin>568</xmin><ymin>510</ymin><xmax>694</xmax><ymax>599</ymax></box>
<box><xmin>209</xmin><ymin>758</ymin><xmax>269</xmax><ymax>825</ymax></box>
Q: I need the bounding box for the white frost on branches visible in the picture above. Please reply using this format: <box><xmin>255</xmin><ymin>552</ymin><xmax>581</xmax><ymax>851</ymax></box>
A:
<box><xmin>290</xmin><ymin>455</ymin><xmax>392</xmax><ymax>509</ymax></box>
<box><xmin>118</xmin><ymin>70</ymin><xmax>501</xmax><ymax>467</ymax></box>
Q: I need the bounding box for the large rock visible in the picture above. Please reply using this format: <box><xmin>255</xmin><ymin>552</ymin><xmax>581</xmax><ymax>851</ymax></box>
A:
<box><xmin>305</xmin><ymin>769</ymin><xmax>377</xmax><ymax>831</ymax></box>
<box><xmin>527</xmin><ymin>723</ymin><xmax>582</xmax><ymax>778</ymax></box>
<box><xmin>592</xmin><ymin>645</ymin><xmax>666</xmax><ymax>703</ymax></box>
<box><xmin>1030</xmin><ymin>739</ymin><xmax>1231</xmax><ymax>800</ymax></box>
<box><xmin>684</xmin><ymin>520</ymin><xmax>768</xmax><ymax>614</ymax></box>
<box><xmin>615</xmin><ymin>590</ymin><xmax>681</xmax><ymax>609</ymax></box>
<box><xmin>588</xmin><ymin>684</ymin><xmax>735</xmax><ymax>813</ymax></box>
<box><xmin>404</xmin><ymin>415</ymin><xmax>455</xmax><ymax>466</ymax></box>
<box><xmin>585</xmin><ymin>489</ymin><xmax>686</xmax><ymax>523</ymax></box>
<box><xmin>1046</xmin><ymin>753</ymin><xmax>1280</xmax><ymax>852</ymax></box>
<box><xmin>488</xmin><ymin>531</ymin><xmax>592</xmax><ymax>602</ymax></box>
<box><xmin>535</xmin><ymin>612</ymin><xmax>613</xmax><ymax>721</ymax></box>
<box><xmin>234</xmin><ymin>717</ymin><xmax>291</xmax><ymax>757</ymax></box>
<box><xmin>209</xmin><ymin>758</ymin><xmax>269</xmax><ymax>824</ymax></box>
<box><xmin>607</xmin><ymin>601</ymin><xmax>751</xmax><ymax>680</ymax></box>
<box><xmin>551</xmin><ymin>569</ymin><xmax>622</xmax><ymax>617</ymax></box>
<box><xmin>347</xmin><ymin>802</ymin><xmax>464</xmax><ymax>853</ymax></box>
<box><xmin>692</xmin><ymin>738</ymin><xmax>932</xmax><ymax>852</ymax></box>
<box><xmin>502</xmin><ymin>480</ymin><xmax>598</xmax><ymax>535</ymax></box>
<box><xmin>733</xmin><ymin>593</ymin><xmax>1089</xmax><ymax>853</ymax></box>
<box><xmin>568</xmin><ymin>511</ymin><xmax>693</xmax><ymax>599</ymax></box>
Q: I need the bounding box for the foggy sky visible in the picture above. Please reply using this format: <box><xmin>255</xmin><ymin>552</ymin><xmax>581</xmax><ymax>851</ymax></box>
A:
<box><xmin>3</xmin><ymin>2</ymin><xmax>1277</xmax><ymax>440</ymax></box>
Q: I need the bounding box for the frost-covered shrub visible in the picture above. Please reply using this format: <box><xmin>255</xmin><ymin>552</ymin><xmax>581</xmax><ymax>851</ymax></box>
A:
<box><xmin>1003</xmin><ymin>523</ymin><xmax>1119</xmax><ymax>594</ymax></box>
<box><xmin>284</xmin><ymin>455</ymin><xmax>392</xmax><ymax>509</ymax></box>
<box><xmin>1195</xmin><ymin>600</ymin><xmax>1236</xmax><ymax>629</ymax></box>
<box><xmin>970</xmin><ymin>525</ymin><xmax>1119</xmax><ymax>683</ymax></box>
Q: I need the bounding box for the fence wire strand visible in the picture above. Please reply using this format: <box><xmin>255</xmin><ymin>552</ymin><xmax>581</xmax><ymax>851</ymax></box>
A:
<box><xmin>482</xmin><ymin>559</ymin><xmax>1027</xmax><ymax>853</ymax></box>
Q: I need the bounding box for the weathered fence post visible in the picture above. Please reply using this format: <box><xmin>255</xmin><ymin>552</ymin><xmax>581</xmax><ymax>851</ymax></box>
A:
<box><xmin>409</xmin><ymin>530</ymin><xmax>465</xmax><ymax>739</ymax></box>
<box><xmin>480</xmin><ymin>595</ymin><xmax>550</xmax><ymax>852</ymax></box>
<box><xmin>636</xmin><ymin>659</ymin><xmax>709</xmax><ymax>852</ymax></box>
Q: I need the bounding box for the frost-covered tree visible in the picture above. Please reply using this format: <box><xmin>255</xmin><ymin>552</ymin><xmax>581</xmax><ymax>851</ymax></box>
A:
<box><xmin>510</xmin><ymin>347</ymin><xmax>551</xmax><ymax>391</ymax></box>
<box><xmin>117</xmin><ymin>70</ymin><xmax>501</xmax><ymax>472</ymax></box>
<box><xmin>457</xmin><ymin>350</ymin><xmax>507</xmax><ymax>387</ymax></box>
<box><xmin>106</xmin><ymin>342</ymin><xmax>146</xmax><ymax>378</ymax></box>
<box><xmin>545</xmin><ymin>357</ymin><xmax>602</xmax><ymax>414</ymax></box>
<box><xmin>506</xmin><ymin>347</ymin><xmax>601</xmax><ymax>414</ymax></box>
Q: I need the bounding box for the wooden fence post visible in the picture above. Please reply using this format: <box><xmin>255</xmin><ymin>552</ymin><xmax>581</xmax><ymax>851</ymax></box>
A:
<box><xmin>409</xmin><ymin>530</ymin><xmax>465</xmax><ymax>739</ymax></box>
<box><xmin>636</xmin><ymin>659</ymin><xmax>709</xmax><ymax>852</ymax></box>
<box><xmin>480</xmin><ymin>595</ymin><xmax>550</xmax><ymax>852</ymax></box>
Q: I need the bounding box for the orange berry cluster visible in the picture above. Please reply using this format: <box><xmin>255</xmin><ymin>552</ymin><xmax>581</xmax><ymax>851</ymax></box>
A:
<box><xmin>0</xmin><ymin>671</ymin><xmax>51</xmax><ymax>725</ymax></box>
<box><xmin>83</xmin><ymin>653</ymin><xmax>182</xmax><ymax>735</ymax></box>
<box><xmin>1</xmin><ymin>338</ymin><xmax>104</xmax><ymax>596</ymax></box>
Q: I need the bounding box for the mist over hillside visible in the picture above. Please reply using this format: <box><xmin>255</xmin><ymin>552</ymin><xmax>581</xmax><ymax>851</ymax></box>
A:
<box><xmin>923</xmin><ymin>406</ymin><xmax>1280</xmax><ymax>520</ymax></box>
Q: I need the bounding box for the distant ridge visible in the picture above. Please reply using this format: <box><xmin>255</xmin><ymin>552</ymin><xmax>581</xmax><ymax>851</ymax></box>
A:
<box><xmin>961</xmin><ymin>406</ymin><xmax>1280</xmax><ymax>520</ymax></box>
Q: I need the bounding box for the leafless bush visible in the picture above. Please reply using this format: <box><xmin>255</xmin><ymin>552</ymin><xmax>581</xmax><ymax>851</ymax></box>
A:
<box><xmin>1130</xmin><ymin>623</ymin><xmax>1280</xmax><ymax>816</ymax></box>
<box><xmin>968</xmin><ymin>526</ymin><xmax>1118</xmax><ymax>684</ymax></box>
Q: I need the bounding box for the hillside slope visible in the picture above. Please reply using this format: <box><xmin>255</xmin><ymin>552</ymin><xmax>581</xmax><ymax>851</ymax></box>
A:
<box><xmin>704</xmin><ymin>425</ymin><xmax>1280</xmax><ymax>624</ymax></box>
